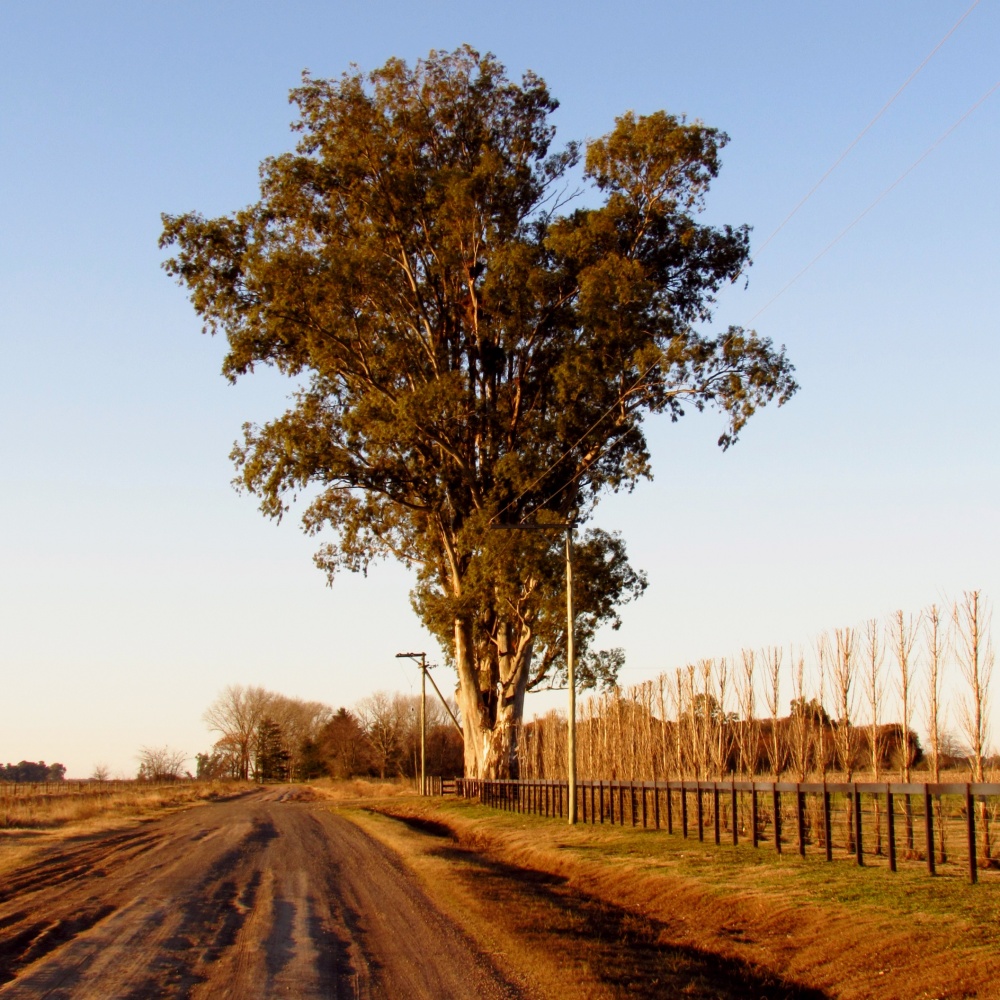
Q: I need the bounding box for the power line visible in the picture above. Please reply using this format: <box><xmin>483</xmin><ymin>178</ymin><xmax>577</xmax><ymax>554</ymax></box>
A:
<box><xmin>489</xmin><ymin>357</ymin><xmax>661</xmax><ymax>524</ymax></box>
<box><xmin>754</xmin><ymin>0</ymin><xmax>982</xmax><ymax>259</ymax></box>
<box><xmin>750</xmin><ymin>78</ymin><xmax>1000</xmax><ymax>322</ymax></box>
<box><xmin>491</xmin><ymin>3</ymin><xmax>985</xmax><ymax>524</ymax></box>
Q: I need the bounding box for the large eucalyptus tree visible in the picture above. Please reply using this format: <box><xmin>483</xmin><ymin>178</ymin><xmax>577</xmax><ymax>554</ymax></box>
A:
<box><xmin>161</xmin><ymin>46</ymin><xmax>796</xmax><ymax>778</ymax></box>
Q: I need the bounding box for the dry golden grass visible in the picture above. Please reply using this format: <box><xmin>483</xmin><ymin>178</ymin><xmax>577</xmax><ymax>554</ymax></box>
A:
<box><xmin>346</xmin><ymin>795</ymin><xmax>1000</xmax><ymax>1000</ymax></box>
<box><xmin>0</xmin><ymin>780</ymin><xmax>250</xmax><ymax>830</ymax></box>
<box><xmin>305</xmin><ymin>776</ymin><xmax>420</xmax><ymax>801</ymax></box>
<box><xmin>0</xmin><ymin>781</ymin><xmax>253</xmax><ymax>876</ymax></box>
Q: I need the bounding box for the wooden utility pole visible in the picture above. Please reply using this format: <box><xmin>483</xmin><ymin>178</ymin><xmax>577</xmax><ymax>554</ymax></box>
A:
<box><xmin>396</xmin><ymin>651</ymin><xmax>427</xmax><ymax>794</ymax></box>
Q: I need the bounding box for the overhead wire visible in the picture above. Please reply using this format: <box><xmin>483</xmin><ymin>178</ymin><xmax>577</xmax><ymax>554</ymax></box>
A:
<box><xmin>491</xmin><ymin>2</ymin><xmax>986</xmax><ymax>525</ymax></box>
<box><xmin>749</xmin><ymin>77</ymin><xmax>1000</xmax><ymax>322</ymax></box>
<box><xmin>489</xmin><ymin>357</ymin><xmax>662</xmax><ymax>524</ymax></box>
<box><xmin>753</xmin><ymin>0</ymin><xmax>982</xmax><ymax>259</ymax></box>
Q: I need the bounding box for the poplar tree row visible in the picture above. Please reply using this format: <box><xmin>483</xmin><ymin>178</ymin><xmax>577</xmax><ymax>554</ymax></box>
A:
<box><xmin>518</xmin><ymin>592</ymin><xmax>994</xmax><ymax>787</ymax></box>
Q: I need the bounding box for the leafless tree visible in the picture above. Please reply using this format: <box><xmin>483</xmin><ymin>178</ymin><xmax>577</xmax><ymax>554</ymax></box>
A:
<box><xmin>91</xmin><ymin>763</ymin><xmax>110</xmax><ymax>782</ymax></box>
<box><xmin>357</xmin><ymin>691</ymin><xmax>410</xmax><ymax>778</ymax></box>
<box><xmin>863</xmin><ymin>618</ymin><xmax>886</xmax><ymax>852</ymax></box>
<box><xmin>888</xmin><ymin>609</ymin><xmax>919</xmax><ymax>779</ymax></box>
<box><xmin>762</xmin><ymin>646</ymin><xmax>783</xmax><ymax>776</ymax></box>
<box><xmin>833</xmin><ymin>627</ymin><xmax>858</xmax><ymax>849</ymax></box>
<box><xmin>788</xmin><ymin>648</ymin><xmax>811</xmax><ymax>781</ymax></box>
<box><xmin>955</xmin><ymin>590</ymin><xmax>994</xmax><ymax>861</ymax></box>
<box><xmin>815</xmin><ymin>633</ymin><xmax>831</xmax><ymax>777</ymax></box>
<box><xmin>924</xmin><ymin>605</ymin><xmax>945</xmax><ymax>784</ymax></box>
<box><xmin>137</xmin><ymin>746</ymin><xmax>187</xmax><ymax>781</ymax></box>
<box><xmin>673</xmin><ymin>668</ymin><xmax>686</xmax><ymax>778</ymax></box>
<box><xmin>832</xmin><ymin>628</ymin><xmax>858</xmax><ymax>777</ymax></box>
<box><xmin>204</xmin><ymin>685</ymin><xmax>271</xmax><ymax>780</ymax></box>
<box><xmin>736</xmin><ymin>649</ymin><xmax>759</xmax><ymax>777</ymax></box>
<box><xmin>716</xmin><ymin>657</ymin><xmax>731</xmax><ymax>777</ymax></box>
<box><xmin>891</xmin><ymin>608</ymin><xmax>920</xmax><ymax>852</ymax></box>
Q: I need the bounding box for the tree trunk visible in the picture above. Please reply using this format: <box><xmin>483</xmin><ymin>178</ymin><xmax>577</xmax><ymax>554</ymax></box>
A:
<box><xmin>453</xmin><ymin>615</ymin><xmax>532</xmax><ymax>779</ymax></box>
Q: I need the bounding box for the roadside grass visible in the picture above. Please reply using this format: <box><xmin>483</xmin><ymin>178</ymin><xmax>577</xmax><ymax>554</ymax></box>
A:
<box><xmin>304</xmin><ymin>776</ymin><xmax>418</xmax><ymax>800</ymax></box>
<box><xmin>396</xmin><ymin>796</ymin><xmax>1000</xmax><ymax>928</ymax></box>
<box><xmin>345</xmin><ymin>795</ymin><xmax>1000</xmax><ymax>1000</ymax></box>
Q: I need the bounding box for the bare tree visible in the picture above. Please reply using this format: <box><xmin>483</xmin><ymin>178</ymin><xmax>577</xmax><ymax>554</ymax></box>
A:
<box><xmin>673</xmin><ymin>668</ymin><xmax>686</xmax><ymax>778</ymax></box>
<box><xmin>832</xmin><ymin>628</ymin><xmax>858</xmax><ymax>777</ymax></box>
<box><xmin>788</xmin><ymin>648</ymin><xmax>811</xmax><ymax>781</ymax></box>
<box><xmin>833</xmin><ymin>627</ymin><xmax>858</xmax><ymax>850</ymax></box>
<box><xmin>863</xmin><ymin>619</ymin><xmax>885</xmax><ymax>853</ymax></box>
<box><xmin>716</xmin><ymin>657</ymin><xmax>731</xmax><ymax>777</ymax></box>
<box><xmin>357</xmin><ymin>691</ymin><xmax>408</xmax><ymax>778</ymax></box>
<box><xmin>762</xmin><ymin>646</ymin><xmax>783</xmax><ymax>777</ymax></box>
<box><xmin>91</xmin><ymin>763</ymin><xmax>110</xmax><ymax>782</ymax></box>
<box><xmin>736</xmin><ymin>649</ymin><xmax>759</xmax><ymax>777</ymax></box>
<box><xmin>924</xmin><ymin>605</ymin><xmax>944</xmax><ymax>783</ymax></box>
<box><xmin>891</xmin><ymin>608</ymin><xmax>920</xmax><ymax>852</ymax></box>
<box><xmin>203</xmin><ymin>685</ymin><xmax>272</xmax><ymax>780</ymax></box>
<box><xmin>815</xmin><ymin>633</ymin><xmax>831</xmax><ymax>777</ymax></box>
<box><xmin>137</xmin><ymin>746</ymin><xmax>187</xmax><ymax>781</ymax></box>
<box><xmin>955</xmin><ymin>591</ymin><xmax>994</xmax><ymax>861</ymax></box>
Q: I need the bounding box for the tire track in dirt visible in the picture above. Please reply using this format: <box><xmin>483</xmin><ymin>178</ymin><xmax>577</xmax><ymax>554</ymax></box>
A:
<box><xmin>0</xmin><ymin>789</ymin><xmax>524</xmax><ymax>999</ymax></box>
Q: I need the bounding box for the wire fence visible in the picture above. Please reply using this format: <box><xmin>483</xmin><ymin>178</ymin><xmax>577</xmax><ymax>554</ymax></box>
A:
<box><xmin>0</xmin><ymin>779</ymin><xmax>203</xmax><ymax>797</ymax></box>
<box><xmin>455</xmin><ymin>777</ymin><xmax>1000</xmax><ymax>885</ymax></box>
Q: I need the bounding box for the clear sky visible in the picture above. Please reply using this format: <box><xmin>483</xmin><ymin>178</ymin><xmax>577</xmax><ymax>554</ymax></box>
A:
<box><xmin>1</xmin><ymin>1</ymin><xmax>997</xmax><ymax>777</ymax></box>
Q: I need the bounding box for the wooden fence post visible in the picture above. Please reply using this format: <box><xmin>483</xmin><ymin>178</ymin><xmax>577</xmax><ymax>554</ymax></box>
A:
<box><xmin>924</xmin><ymin>785</ymin><xmax>935</xmax><ymax>875</ymax></box>
<box><xmin>751</xmin><ymin>787</ymin><xmax>759</xmax><ymax>848</ymax></box>
<box><xmin>682</xmin><ymin>785</ymin><xmax>689</xmax><ymax>838</ymax></box>
<box><xmin>731</xmin><ymin>784</ymin><xmax>739</xmax><ymax>846</ymax></box>
<box><xmin>854</xmin><ymin>787</ymin><xmax>864</xmax><ymax>866</ymax></box>
<box><xmin>713</xmin><ymin>783</ymin><xmax>721</xmax><ymax>845</ymax></box>
<box><xmin>796</xmin><ymin>786</ymin><xmax>806</xmax><ymax>857</ymax></box>
<box><xmin>823</xmin><ymin>787</ymin><xmax>833</xmax><ymax>862</ymax></box>
<box><xmin>773</xmin><ymin>785</ymin><xmax>781</xmax><ymax>855</ymax></box>
<box><xmin>886</xmin><ymin>785</ymin><xmax>896</xmax><ymax>872</ymax></box>
<box><xmin>697</xmin><ymin>785</ymin><xmax>705</xmax><ymax>842</ymax></box>
<box><xmin>966</xmin><ymin>784</ymin><xmax>978</xmax><ymax>885</ymax></box>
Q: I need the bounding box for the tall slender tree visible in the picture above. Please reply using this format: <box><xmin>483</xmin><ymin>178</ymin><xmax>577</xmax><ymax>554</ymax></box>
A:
<box><xmin>162</xmin><ymin>47</ymin><xmax>796</xmax><ymax>777</ymax></box>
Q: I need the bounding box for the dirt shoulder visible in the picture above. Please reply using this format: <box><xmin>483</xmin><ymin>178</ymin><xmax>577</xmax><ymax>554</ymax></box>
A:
<box><xmin>349</xmin><ymin>796</ymin><xmax>1000</xmax><ymax>1000</ymax></box>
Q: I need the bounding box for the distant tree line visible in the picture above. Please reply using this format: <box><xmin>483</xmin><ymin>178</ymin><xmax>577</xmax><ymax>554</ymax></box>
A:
<box><xmin>0</xmin><ymin>761</ymin><xmax>66</xmax><ymax>782</ymax></box>
<box><xmin>197</xmin><ymin>684</ymin><xmax>463</xmax><ymax>783</ymax></box>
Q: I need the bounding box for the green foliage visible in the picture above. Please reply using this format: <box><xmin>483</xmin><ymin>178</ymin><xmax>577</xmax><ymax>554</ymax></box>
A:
<box><xmin>0</xmin><ymin>761</ymin><xmax>66</xmax><ymax>782</ymax></box>
<box><xmin>162</xmin><ymin>46</ymin><xmax>796</xmax><ymax>772</ymax></box>
<box><xmin>254</xmin><ymin>718</ymin><xmax>291</xmax><ymax>782</ymax></box>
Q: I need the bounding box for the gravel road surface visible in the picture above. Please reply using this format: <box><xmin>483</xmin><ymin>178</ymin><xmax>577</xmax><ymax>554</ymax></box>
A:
<box><xmin>0</xmin><ymin>789</ymin><xmax>523</xmax><ymax>999</ymax></box>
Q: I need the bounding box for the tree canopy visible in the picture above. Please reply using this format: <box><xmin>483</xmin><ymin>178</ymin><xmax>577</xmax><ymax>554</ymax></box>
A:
<box><xmin>161</xmin><ymin>46</ymin><xmax>797</xmax><ymax>777</ymax></box>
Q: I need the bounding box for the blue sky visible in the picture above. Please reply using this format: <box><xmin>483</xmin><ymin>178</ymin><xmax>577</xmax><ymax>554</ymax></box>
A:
<box><xmin>1</xmin><ymin>2</ymin><xmax>997</xmax><ymax>776</ymax></box>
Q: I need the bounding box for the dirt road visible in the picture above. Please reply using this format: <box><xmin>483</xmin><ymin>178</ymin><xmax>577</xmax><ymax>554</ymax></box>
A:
<box><xmin>0</xmin><ymin>789</ymin><xmax>523</xmax><ymax>999</ymax></box>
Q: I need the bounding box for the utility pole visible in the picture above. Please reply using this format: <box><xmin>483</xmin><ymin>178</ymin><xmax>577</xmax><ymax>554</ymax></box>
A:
<box><xmin>565</xmin><ymin>524</ymin><xmax>576</xmax><ymax>825</ymax></box>
<box><xmin>396</xmin><ymin>651</ymin><xmax>427</xmax><ymax>795</ymax></box>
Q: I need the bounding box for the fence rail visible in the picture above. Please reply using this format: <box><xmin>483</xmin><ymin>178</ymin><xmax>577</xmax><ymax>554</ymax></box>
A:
<box><xmin>454</xmin><ymin>777</ymin><xmax>1000</xmax><ymax>885</ymax></box>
